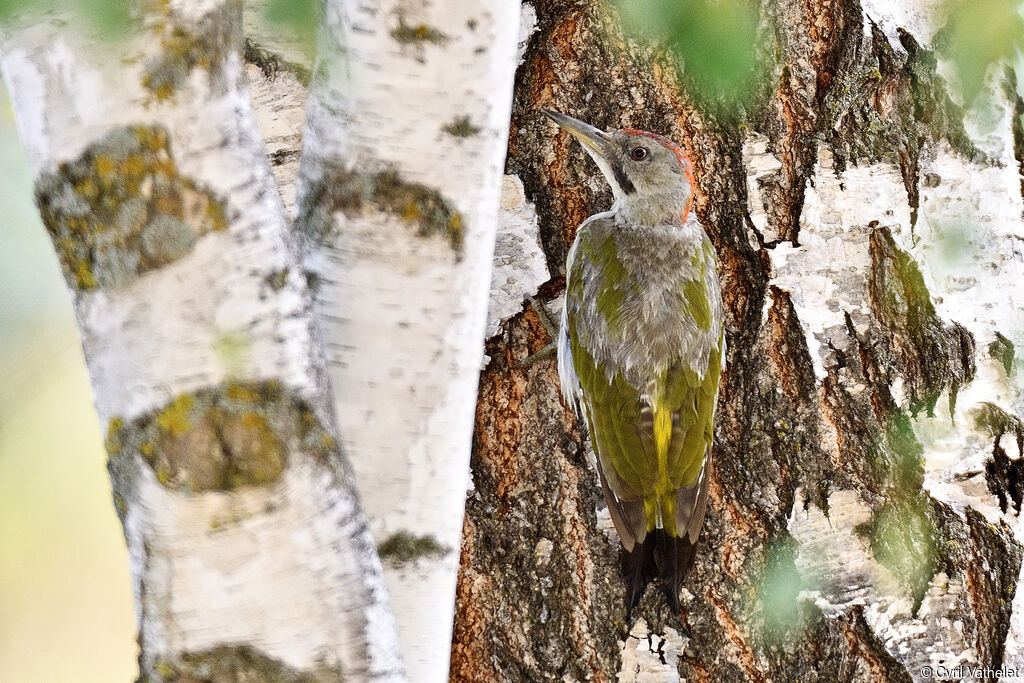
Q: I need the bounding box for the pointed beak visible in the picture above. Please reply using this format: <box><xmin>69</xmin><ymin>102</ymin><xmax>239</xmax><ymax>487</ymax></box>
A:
<box><xmin>542</xmin><ymin>109</ymin><xmax>615</xmax><ymax>163</ymax></box>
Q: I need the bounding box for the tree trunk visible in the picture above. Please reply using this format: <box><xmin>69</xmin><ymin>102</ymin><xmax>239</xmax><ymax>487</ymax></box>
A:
<box><xmin>0</xmin><ymin>3</ymin><xmax>403</xmax><ymax>679</ymax></box>
<box><xmin>451</xmin><ymin>0</ymin><xmax>1024</xmax><ymax>680</ymax></box>
<box><xmin>292</xmin><ymin>0</ymin><xmax>521</xmax><ymax>677</ymax></box>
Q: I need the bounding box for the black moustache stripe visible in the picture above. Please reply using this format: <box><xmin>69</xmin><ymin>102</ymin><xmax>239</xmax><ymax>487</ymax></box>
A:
<box><xmin>611</xmin><ymin>164</ymin><xmax>636</xmax><ymax>195</ymax></box>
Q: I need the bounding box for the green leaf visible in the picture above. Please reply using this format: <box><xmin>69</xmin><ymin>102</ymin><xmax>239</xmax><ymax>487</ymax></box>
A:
<box><xmin>941</xmin><ymin>0</ymin><xmax>1024</xmax><ymax>105</ymax></box>
<box><xmin>0</xmin><ymin>0</ymin><xmax>40</xmax><ymax>24</ymax></box>
<box><xmin>75</xmin><ymin>0</ymin><xmax>131</xmax><ymax>35</ymax></box>
<box><xmin>263</xmin><ymin>0</ymin><xmax>318</xmax><ymax>59</ymax></box>
<box><xmin>615</xmin><ymin>0</ymin><xmax>761</xmax><ymax>109</ymax></box>
<box><xmin>0</xmin><ymin>0</ymin><xmax>131</xmax><ymax>39</ymax></box>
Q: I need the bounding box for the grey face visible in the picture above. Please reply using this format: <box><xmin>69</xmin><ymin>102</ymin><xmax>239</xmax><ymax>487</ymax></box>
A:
<box><xmin>603</xmin><ymin>130</ymin><xmax>691</xmax><ymax>198</ymax></box>
<box><xmin>542</xmin><ymin>110</ymin><xmax>694</xmax><ymax>223</ymax></box>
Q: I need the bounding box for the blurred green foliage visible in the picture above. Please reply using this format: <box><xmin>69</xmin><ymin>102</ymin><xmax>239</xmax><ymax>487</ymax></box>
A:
<box><xmin>214</xmin><ymin>330</ymin><xmax>253</xmax><ymax>377</ymax></box>
<box><xmin>932</xmin><ymin>220</ymin><xmax>974</xmax><ymax>268</ymax></box>
<box><xmin>615</xmin><ymin>0</ymin><xmax>761</xmax><ymax>109</ymax></box>
<box><xmin>883</xmin><ymin>411</ymin><xmax>925</xmax><ymax>489</ymax></box>
<box><xmin>941</xmin><ymin>0</ymin><xmax>1024</xmax><ymax>104</ymax></box>
<box><xmin>856</xmin><ymin>497</ymin><xmax>938</xmax><ymax>609</ymax></box>
<box><xmin>262</xmin><ymin>0</ymin><xmax>317</xmax><ymax>60</ymax></box>
<box><xmin>752</xmin><ymin>538</ymin><xmax>804</xmax><ymax>642</ymax></box>
<box><xmin>0</xmin><ymin>0</ymin><xmax>130</xmax><ymax>34</ymax></box>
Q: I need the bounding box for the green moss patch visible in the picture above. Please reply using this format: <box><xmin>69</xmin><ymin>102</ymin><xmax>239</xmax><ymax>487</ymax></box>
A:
<box><xmin>152</xmin><ymin>644</ymin><xmax>339</xmax><ymax>682</ymax></box>
<box><xmin>296</xmin><ymin>167</ymin><xmax>464</xmax><ymax>256</ymax></box>
<box><xmin>143</xmin><ymin>1</ymin><xmax>242</xmax><ymax>101</ymax></box>
<box><xmin>106</xmin><ymin>381</ymin><xmax>338</xmax><ymax>493</ymax></box>
<box><xmin>34</xmin><ymin>125</ymin><xmax>228</xmax><ymax>291</ymax></box>
<box><xmin>442</xmin><ymin>116</ymin><xmax>481</xmax><ymax>137</ymax></box>
<box><xmin>390</xmin><ymin>20</ymin><xmax>448</xmax><ymax>45</ymax></box>
<box><xmin>377</xmin><ymin>530</ymin><xmax>449</xmax><ymax>566</ymax></box>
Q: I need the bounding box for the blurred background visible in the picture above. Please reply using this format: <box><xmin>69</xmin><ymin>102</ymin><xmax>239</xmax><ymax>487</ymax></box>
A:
<box><xmin>0</xmin><ymin>83</ymin><xmax>136</xmax><ymax>680</ymax></box>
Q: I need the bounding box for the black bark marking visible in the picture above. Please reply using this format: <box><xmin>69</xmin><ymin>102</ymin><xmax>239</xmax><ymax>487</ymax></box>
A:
<box><xmin>378</xmin><ymin>531</ymin><xmax>449</xmax><ymax>566</ymax></box>
<box><xmin>867</xmin><ymin>227</ymin><xmax>976</xmax><ymax>417</ymax></box>
<box><xmin>243</xmin><ymin>37</ymin><xmax>312</xmax><ymax>86</ymax></box>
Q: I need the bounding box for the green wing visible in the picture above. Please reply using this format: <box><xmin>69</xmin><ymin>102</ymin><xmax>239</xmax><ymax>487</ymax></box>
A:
<box><xmin>571</xmin><ymin>334</ymin><xmax>720</xmax><ymax>541</ymax></box>
<box><xmin>564</xmin><ymin>227</ymin><xmax>722</xmax><ymax>548</ymax></box>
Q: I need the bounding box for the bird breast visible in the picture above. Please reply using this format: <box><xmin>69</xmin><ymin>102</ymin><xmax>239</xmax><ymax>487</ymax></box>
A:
<box><xmin>572</xmin><ymin>216</ymin><xmax>723</xmax><ymax>388</ymax></box>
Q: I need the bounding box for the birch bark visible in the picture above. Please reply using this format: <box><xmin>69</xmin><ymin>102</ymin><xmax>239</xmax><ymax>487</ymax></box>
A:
<box><xmin>1</xmin><ymin>2</ymin><xmax>403</xmax><ymax>679</ymax></box>
<box><xmin>292</xmin><ymin>1</ymin><xmax>521</xmax><ymax>679</ymax></box>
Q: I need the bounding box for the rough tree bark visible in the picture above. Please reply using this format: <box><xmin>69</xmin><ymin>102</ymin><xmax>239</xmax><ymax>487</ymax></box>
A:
<box><xmin>0</xmin><ymin>2</ymin><xmax>405</xmax><ymax>680</ymax></box>
<box><xmin>451</xmin><ymin>0</ymin><xmax>1024</xmax><ymax>680</ymax></box>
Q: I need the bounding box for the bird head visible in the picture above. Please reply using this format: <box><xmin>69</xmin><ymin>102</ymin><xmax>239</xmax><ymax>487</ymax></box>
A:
<box><xmin>543</xmin><ymin>109</ymin><xmax>696</xmax><ymax>226</ymax></box>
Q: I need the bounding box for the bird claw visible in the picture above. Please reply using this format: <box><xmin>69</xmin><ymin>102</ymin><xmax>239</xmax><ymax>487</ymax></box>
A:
<box><xmin>515</xmin><ymin>294</ymin><xmax>560</xmax><ymax>368</ymax></box>
<box><xmin>519</xmin><ymin>341</ymin><xmax>556</xmax><ymax>367</ymax></box>
<box><xmin>525</xmin><ymin>293</ymin><xmax>560</xmax><ymax>342</ymax></box>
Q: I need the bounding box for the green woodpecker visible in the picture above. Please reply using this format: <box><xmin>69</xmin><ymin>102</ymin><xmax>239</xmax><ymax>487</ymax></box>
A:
<box><xmin>545</xmin><ymin>110</ymin><xmax>724</xmax><ymax>613</ymax></box>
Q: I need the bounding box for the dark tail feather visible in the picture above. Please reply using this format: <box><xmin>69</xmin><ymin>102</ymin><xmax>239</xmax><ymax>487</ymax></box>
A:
<box><xmin>623</xmin><ymin>534</ymin><xmax>658</xmax><ymax>618</ymax></box>
<box><xmin>623</xmin><ymin>530</ymin><xmax>699</xmax><ymax>616</ymax></box>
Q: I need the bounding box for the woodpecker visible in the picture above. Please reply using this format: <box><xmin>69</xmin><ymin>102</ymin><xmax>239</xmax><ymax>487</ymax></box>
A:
<box><xmin>544</xmin><ymin>110</ymin><xmax>724</xmax><ymax>614</ymax></box>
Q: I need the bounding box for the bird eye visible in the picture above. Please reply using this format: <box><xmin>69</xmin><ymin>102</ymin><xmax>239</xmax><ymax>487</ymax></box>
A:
<box><xmin>631</xmin><ymin>147</ymin><xmax>649</xmax><ymax>161</ymax></box>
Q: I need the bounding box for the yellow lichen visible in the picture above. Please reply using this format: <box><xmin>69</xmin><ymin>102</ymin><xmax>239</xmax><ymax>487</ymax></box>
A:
<box><xmin>447</xmin><ymin>213</ymin><xmax>464</xmax><ymax>249</ymax></box>
<box><xmin>136</xmin><ymin>126</ymin><xmax>167</xmax><ymax>151</ymax></box>
<box><xmin>75</xmin><ymin>262</ymin><xmax>97</xmax><ymax>289</ymax></box>
<box><xmin>120</xmin><ymin>155</ymin><xmax>146</xmax><ymax>178</ymax></box>
<box><xmin>75</xmin><ymin>178</ymin><xmax>98</xmax><ymax>199</ymax></box>
<box><xmin>154</xmin><ymin>195</ymin><xmax>179</xmax><ymax>216</ymax></box>
<box><xmin>153</xmin><ymin>83</ymin><xmax>175</xmax><ymax>101</ymax></box>
<box><xmin>94</xmin><ymin>156</ymin><xmax>116</xmax><ymax>177</ymax></box>
<box><xmin>155</xmin><ymin>660</ymin><xmax>176</xmax><ymax>678</ymax></box>
<box><xmin>204</xmin><ymin>200</ymin><xmax>228</xmax><ymax>231</ymax></box>
<box><xmin>157</xmin><ymin>393</ymin><xmax>194</xmax><ymax>434</ymax></box>
<box><xmin>105</xmin><ymin>417</ymin><xmax>124</xmax><ymax>455</ymax></box>
<box><xmin>225</xmin><ymin>382</ymin><xmax>260</xmax><ymax>402</ymax></box>
<box><xmin>156</xmin><ymin>467</ymin><xmax>172</xmax><ymax>485</ymax></box>
<box><xmin>401</xmin><ymin>202</ymin><xmax>422</xmax><ymax>222</ymax></box>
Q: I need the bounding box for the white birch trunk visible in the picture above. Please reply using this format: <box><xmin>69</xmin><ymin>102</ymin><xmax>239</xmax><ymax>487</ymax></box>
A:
<box><xmin>293</xmin><ymin>1</ymin><xmax>521</xmax><ymax>678</ymax></box>
<box><xmin>0</xmin><ymin>2</ymin><xmax>403</xmax><ymax>679</ymax></box>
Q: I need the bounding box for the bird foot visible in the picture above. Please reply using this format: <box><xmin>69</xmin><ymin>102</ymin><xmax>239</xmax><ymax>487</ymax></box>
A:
<box><xmin>517</xmin><ymin>294</ymin><xmax>560</xmax><ymax>368</ymax></box>
<box><xmin>526</xmin><ymin>293</ymin><xmax>559</xmax><ymax>340</ymax></box>
<box><xmin>519</xmin><ymin>341</ymin><xmax>556</xmax><ymax>367</ymax></box>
